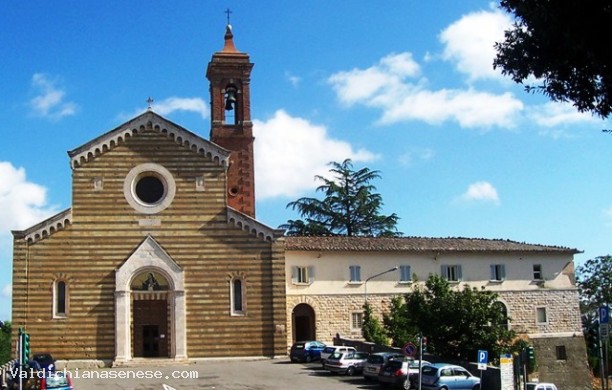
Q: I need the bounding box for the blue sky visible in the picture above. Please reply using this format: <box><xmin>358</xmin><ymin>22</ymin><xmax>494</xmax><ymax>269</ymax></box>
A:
<box><xmin>1</xmin><ymin>1</ymin><xmax>611</xmax><ymax>321</ymax></box>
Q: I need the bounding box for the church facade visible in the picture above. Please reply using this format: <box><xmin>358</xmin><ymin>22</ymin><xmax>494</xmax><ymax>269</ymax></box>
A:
<box><xmin>11</xmin><ymin>26</ymin><xmax>287</xmax><ymax>365</ymax></box>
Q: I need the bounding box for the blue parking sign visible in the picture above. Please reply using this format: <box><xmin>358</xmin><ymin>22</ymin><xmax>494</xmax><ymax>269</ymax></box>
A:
<box><xmin>478</xmin><ymin>350</ymin><xmax>488</xmax><ymax>364</ymax></box>
<box><xmin>600</xmin><ymin>306</ymin><xmax>609</xmax><ymax>324</ymax></box>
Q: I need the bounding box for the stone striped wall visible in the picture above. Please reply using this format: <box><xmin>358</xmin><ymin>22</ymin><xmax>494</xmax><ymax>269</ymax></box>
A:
<box><xmin>12</xmin><ymin>125</ymin><xmax>287</xmax><ymax>362</ymax></box>
<box><xmin>287</xmin><ymin>288</ymin><xmax>583</xmax><ymax>346</ymax></box>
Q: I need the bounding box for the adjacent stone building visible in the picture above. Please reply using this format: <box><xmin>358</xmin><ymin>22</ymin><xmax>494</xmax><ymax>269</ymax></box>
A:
<box><xmin>284</xmin><ymin>236</ymin><xmax>591</xmax><ymax>389</ymax></box>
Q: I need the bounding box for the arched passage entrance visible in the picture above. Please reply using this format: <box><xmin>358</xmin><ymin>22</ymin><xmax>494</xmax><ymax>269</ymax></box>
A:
<box><xmin>292</xmin><ymin>303</ymin><xmax>316</xmax><ymax>342</ymax></box>
<box><xmin>115</xmin><ymin>236</ymin><xmax>186</xmax><ymax>363</ymax></box>
<box><xmin>131</xmin><ymin>271</ymin><xmax>170</xmax><ymax>357</ymax></box>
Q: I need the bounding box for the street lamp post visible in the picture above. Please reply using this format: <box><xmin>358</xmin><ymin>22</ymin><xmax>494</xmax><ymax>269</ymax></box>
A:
<box><xmin>364</xmin><ymin>266</ymin><xmax>399</xmax><ymax>303</ymax></box>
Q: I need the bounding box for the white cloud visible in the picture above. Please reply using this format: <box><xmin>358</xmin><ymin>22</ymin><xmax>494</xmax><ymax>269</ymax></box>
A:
<box><xmin>398</xmin><ymin>147</ymin><xmax>435</xmax><ymax>167</ymax></box>
<box><xmin>329</xmin><ymin>53</ymin><xmax>420</xmax><ymax>106</ymax></box>
<box><xmin>2</xmin><ymin>284</ymin><xmax>11</xmax><ymax>298</ymax></box>
<box><xmin>460</xmin><ymin>181</ymin><xmax>500</xmax><ymax>205</ymax></box>
<box><xmin>0</xmin><ymin>162</ymin><xmax>59</xmax><ymax>234</ymax></box>
<box><xmin>439</xmin><ymin>9</ymin><xmax>513</xmax><ymax>82</ymax></box>
<box><xmin>285</xmin><ymin>72</ymin><xmax>302</xmax><ymax>87</ymax></box>
<box><xmin>29</xmin><ymin>73</ymin><xmax>78</xmax><ymax>120</ymax></box>
<box><xmin>254</xmin><ymin>110</ymin><xmax>378</xmax><ymax>199</ymax></box>
<box><xmin>118</xmin><ymin>97</ymin><xmax>209</xmax><ymax>122</ymax></box>
<box><xmin>379</xmin><ymin>88</ymin><xmax>523</xmax><ymax>128</ymax></box>
<box><xmin>328</xmin><ymin>54</ymin><xmax>523</xmax><ymax>129</ymax></box>
<box><xmin>529</xmin><ymin>102</ymin><xmax>600</xmax><ymax>128</ymax></box>
<box><xmin>153</xmin><ymin>97</ymin><xmax>208</xmax><ymax>119</ymax></box>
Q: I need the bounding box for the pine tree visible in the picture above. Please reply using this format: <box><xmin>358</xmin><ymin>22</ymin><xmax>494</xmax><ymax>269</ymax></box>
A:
<box><xmin>281</xmin><ymin>159</ymin><xmax>401</xmax><ymax>237</ymax></box>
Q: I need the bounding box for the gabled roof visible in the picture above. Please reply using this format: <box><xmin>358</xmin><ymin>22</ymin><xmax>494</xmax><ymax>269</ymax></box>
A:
<box><xmin>12</xmin><ymin>206</ymin><xmax>284</xmax><ymax>245</ymax></box>
<box><xmin>67</xmin><ymin>110</ymin><xmax>231</xmax><ymax>169</ymax></box>
<box><xmin>285</xmin><ymin>236</ymin><xmax>581</xmax><ymax>254</ymax></box>
<box><xmin>227</xmin><ymin>207</ymin><xmax>285</xmax><ymax>241</ymax></box>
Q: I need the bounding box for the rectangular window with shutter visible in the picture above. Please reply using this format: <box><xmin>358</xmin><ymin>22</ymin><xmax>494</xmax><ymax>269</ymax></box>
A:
<box><xmin>292</xmin><ymin>266</ymin><xmax>314</xmax><ymax>285</ymax></box>
<box><xmin>490</xmin><ymin>264</ymin><xmax>505</xmax><ymax>281</ymax></box>
<box><xmin>441</xmin><ymin>265</ymin><xmax>462</xmax><ymax>282</ymax></box>
<box><xmin>399</xmin><ymin>265</ymin><xmax>412</xmax><ymax>283</ymax></box>
<box><xmin>349</xmin><ymin>265</ymin><xmax>361</xmax><ymax>282</ymax></box>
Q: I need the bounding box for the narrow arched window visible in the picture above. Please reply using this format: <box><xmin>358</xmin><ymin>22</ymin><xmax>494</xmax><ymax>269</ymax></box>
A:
<box><xmin>54</xmin><ymin>280</ymin><xmax>68</xmax><ymax>318</ymax></box>
<box><xmin>231</xmin><ymin>279</ymin><xmax>244</xmax><ymax>315</ymax></box>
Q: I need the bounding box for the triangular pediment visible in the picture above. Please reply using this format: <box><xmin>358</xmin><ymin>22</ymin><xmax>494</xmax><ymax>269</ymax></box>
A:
<box><xmin>116</xmin><ymin>235</ymin><xmax>184</xmax><ymax>291</ymax></box>
<box><xmin>67</xmin><ymin>110</ymin><xmax>230</xmax><ymax>169</ymax></box>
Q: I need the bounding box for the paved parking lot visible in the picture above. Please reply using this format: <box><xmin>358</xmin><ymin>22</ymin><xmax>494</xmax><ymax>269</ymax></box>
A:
<box><xmin>71</xmin><ymin>358</ymin><xmax>381</xmax><ymax>390</ymax></box>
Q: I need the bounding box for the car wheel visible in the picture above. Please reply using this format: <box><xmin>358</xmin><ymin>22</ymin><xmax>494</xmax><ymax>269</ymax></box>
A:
<box><xmin>472</xmin><ymin>385</ymin><xmax>480</xmax><ymax>390</ymax></box>
<box><xmin>346</xmin><ymin>366</ymin><xmax>355</xmax><ymax>376</ymax></box>
<box><xmin>305</xmin><ymin>355</ymin><xmax>312</xmax><ymax>363</ymax></box>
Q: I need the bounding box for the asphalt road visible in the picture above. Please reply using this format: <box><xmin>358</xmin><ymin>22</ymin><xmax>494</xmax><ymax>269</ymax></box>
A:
<box><xmin>70</xmin><ymin>358</ymin><xmax>380</xmax><ymax>390</ymax></box>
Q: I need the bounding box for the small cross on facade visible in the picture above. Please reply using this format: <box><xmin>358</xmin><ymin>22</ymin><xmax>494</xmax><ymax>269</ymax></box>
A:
<box><xmin>225</xmin><ymin>8</ymin><xmax>232</xmax><ymax>25</ymax></box>
<box><xmin>146</xmin><ymin>97</ymin><xmax>154</xmax><ymax>110</ymax></box>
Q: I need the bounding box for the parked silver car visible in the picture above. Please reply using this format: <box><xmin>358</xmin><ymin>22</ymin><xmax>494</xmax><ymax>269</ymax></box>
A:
<box><xmin>323</xmin><ymin>351</ymin><xmax>369</xmax><ymax>375</ymax></box>
<box><xmin>320</xmin><ymin>345</ymin><xmax>356</xmax><ymax>365</ymax></box>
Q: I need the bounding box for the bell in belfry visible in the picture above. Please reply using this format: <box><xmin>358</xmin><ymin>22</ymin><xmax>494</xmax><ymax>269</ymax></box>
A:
<box><xmin>225</xmin><ymin>86</ymin><xmax>237</xmax><ymax>111</ymax></box>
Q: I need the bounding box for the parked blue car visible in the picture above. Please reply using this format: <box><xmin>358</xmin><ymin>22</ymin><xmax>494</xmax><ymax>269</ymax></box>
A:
<box><xmin>289</xmin><ymin>340</ymin><xmax>326</xmax><ymax>363</ymax></box>
<box><xmin>420</xmin><ymin>363</ymin><xmax>480</xmax><ymax>390</ymax></box>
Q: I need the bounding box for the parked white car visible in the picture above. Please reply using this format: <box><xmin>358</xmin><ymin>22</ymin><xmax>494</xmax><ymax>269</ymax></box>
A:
<box><xmin>323</xmin><ymin>351</ymin><xmax>369</xmax><ymax>375</ymax></box>
<box><xmin>320</xmin><ymin>346</ymin><xmax>356</xmax><ymax>365</ymax></box>
<box><xmin>526</xmin><ymin>382</ymin><xmax>558</xmax><ymax>390</ymax></box>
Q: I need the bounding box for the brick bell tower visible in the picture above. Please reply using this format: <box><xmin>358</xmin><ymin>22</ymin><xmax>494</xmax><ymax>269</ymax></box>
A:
<box><xmin>206</xmin><ymin>24</ymin><xmax>256</xmax><ymax>217</ymax></box>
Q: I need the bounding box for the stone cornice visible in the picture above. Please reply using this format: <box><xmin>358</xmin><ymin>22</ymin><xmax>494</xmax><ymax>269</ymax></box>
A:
<box><xmin>226</xmin><ymin>207</ymin><xmax>284</xmax><ymax>242</ymax></box>
<box><xmin>67</xmin><ymin>111</ymin><xmax>231</xmax><ymax>169</ymax></box>
<box><xmin>12</xmin><ymin>208</ymin><xmax>72</xmax><ymax>244</ymax></box>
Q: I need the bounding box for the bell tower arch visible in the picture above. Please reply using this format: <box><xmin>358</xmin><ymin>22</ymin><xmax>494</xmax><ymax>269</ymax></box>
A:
<box><xmin>206</xmin><ymin>24</ymin><xmax>256</xmax><ymax>217</ymax></box>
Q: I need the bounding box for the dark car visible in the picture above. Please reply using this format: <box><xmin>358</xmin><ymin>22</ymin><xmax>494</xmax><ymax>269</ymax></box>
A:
<box><xmin>32</xmin><ymin>353</ymin><xmax>56</xmax><ymax>372</ymax></box>
<box><xmin>363</xmin><ymin>352</ymin><xmax>405</xmax><ymax>381</ymax></box>
<box><xmin>289</xmin><ymin>340</ymin><xmax>326</xmax><ymax>363</ymax></box>
<box><xmin>379</xmin><ymin>358</ymin><xmax>431</xmax><ymax>389</ymax></box>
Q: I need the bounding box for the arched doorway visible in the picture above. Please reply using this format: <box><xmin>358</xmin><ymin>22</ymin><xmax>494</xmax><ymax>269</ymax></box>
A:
<box><xmin>493</xmin><ymin>301</ymin><xmax>510</xmax><ymax>329</ymax></box>
<box><xmin>293</xmin><ymin>303</ymin><xmax>316</xmax><ymax>342</ymax></box>
<box><xmin>115</xmin><ymin>235</ymin><xmax>186</xmax><ymax>363</ymax></box>
<box><xmin>131</xmin><ymin>271</ymin><xmax>170</xmax><ymax>357</ymax></box>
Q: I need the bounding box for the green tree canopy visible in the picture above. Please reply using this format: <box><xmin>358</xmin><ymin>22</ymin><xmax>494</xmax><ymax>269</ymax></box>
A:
<box><xmin>576</xmin><ymin>255</ymin><xmax>612</xmax><ymax>371</ymax></box>
<box><xmin>0</xmin><ymin>320</ymin><xmax>12</xmax><ymax>365</ymax></box>
<box><xmin>383</xmin><ymin>296</ymin><xmax>418</xmax><ymax>348</ymax></box>
<box><xmin>362</xmin><ymin>301</ymin><xmax>388</xmax><ymax>346</ymax></box>
<box><xmin>494</xmin><ymin>1</ymin><xmax>612</xmax><ymax>118</ymax></box>
<box><xmin>280</xmin><ymin>159</ymin><xmax>401</xmax><ymax>237</ymax></box>
<box><xmin>576</xmin><ymin>255</ymin><xmax>612</xmax><ymax>312</ymax></box>
<box><xmin>403</xmin><ymin>275</ymin><xmax>515</xmax><ymax>362</ymax></box>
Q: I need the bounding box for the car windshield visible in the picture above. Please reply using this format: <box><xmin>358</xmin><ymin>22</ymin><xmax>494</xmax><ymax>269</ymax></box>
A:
<box><xmin>386</xmin><ymin>361</ymin><xmax>403</xmax><ymax>369</ymax></box>
<box><xmin>293</xmin><ymin>343</ymin><xmax>305</xmax><ymax>349</ymax></box>
<box><xmin>368</xmin><ymin>355</ymin><xmax>384</xmax><ymax>364</ymax></box>
<box><xmin>323</xmin><ymin>347</ymin><xmax>335</xmax><ymax>353</ymax></box>
<box><xmin>330</xmin><ymin>352</ymin><xmax>343</xmax><ymax>359</ymax></box>
<box><xmin>44</xmin><ymin>374</ymin><xmax>70</xmax><ymax>388</ymax></box>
